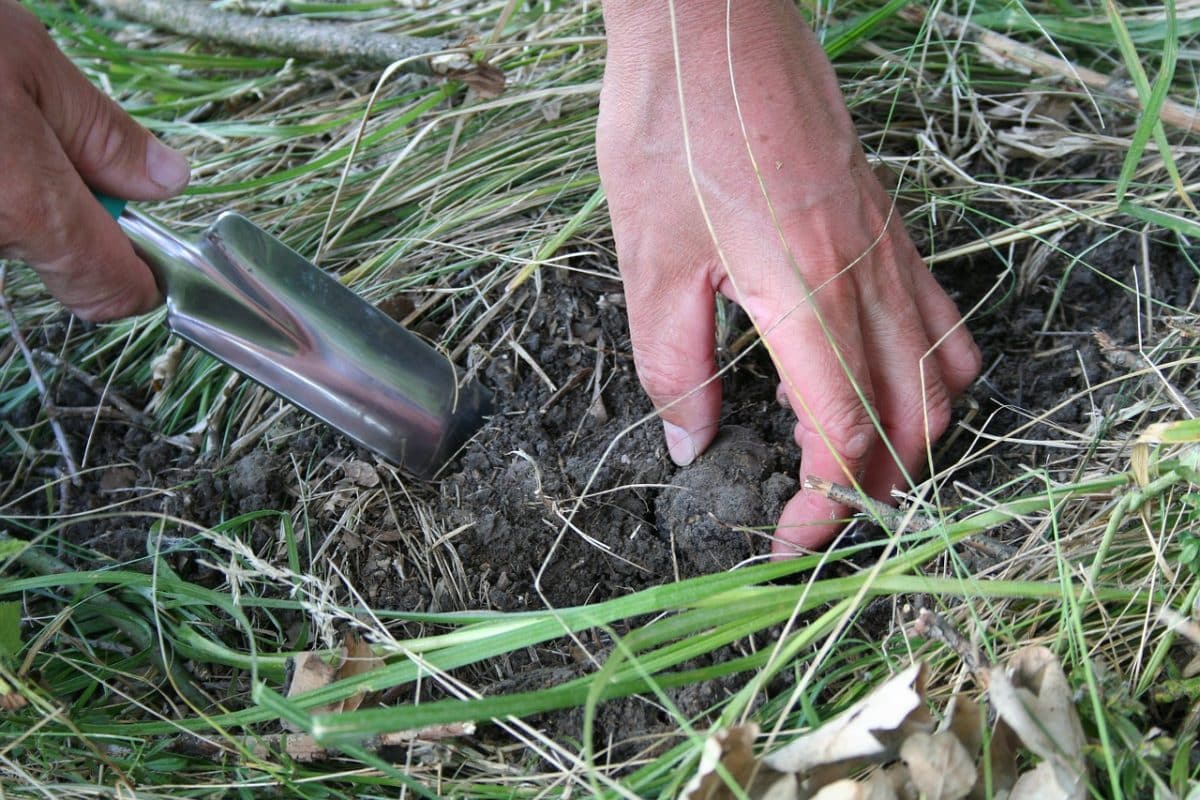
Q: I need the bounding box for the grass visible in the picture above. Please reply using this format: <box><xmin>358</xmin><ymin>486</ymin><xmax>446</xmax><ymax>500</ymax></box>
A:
<box><xmin>2</xmin><ymin>0</ymin><xmax>1200</xmax><ymax>797</ymax></box>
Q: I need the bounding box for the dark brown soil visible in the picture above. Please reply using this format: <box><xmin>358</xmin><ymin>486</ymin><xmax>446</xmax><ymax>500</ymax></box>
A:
<box><xmin>4</xmin><ymin>219</ymin><xmax>1197</xmax><ymax>755</ymax></box>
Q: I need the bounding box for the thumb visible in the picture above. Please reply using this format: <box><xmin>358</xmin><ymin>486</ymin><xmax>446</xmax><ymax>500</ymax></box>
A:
<box><xmin>36</xmin><ymin>46</ymin><xmax>190</xmax><ymax>200</ymax></box>
<box><xmin>625</xmin><ymin>272</ymin><xmax>722</xmax><ymax>467</ymax></box>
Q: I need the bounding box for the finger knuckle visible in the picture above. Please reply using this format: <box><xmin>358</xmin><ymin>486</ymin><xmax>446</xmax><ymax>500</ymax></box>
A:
<box><xmin>74</xmin><ymin>96</ymin><xmax>130</xmax><ymax>176</ymax></box>
<box><xmin>631</xmin><ymin>339</ymin><xmax>709</xmax><ymax>406</ymax></box>
<box><xmin>801</xmin><ymin>395</ymin><xmax>875</xmax><ymax>457</ymax></box>
<box><xmin>897</xmin><ymin>378</ymin><xmax>953</xmax><ymax>441</ymax></box>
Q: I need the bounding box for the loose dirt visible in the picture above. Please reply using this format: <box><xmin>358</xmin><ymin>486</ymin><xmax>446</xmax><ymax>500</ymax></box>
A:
<box><xmin>4</xmin><ymin>221</ymin><xmax>1196</xmax><ymax>754</ymax></box>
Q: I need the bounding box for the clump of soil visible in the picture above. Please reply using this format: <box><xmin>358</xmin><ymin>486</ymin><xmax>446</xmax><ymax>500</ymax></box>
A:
<box><xmin>439</xmin><ymin>270</ymin><xmax>802</xmax><ymax>611</ymax></box>
<box><xmin>655</xmin><ymin>425</ymin><xmax>794</xmax><ymax>576</ymax></box>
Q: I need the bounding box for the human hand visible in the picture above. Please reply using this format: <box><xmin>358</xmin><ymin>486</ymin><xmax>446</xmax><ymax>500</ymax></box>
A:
<box><xmin>0</xmin><ymin>0</ymin><xmax>190</xmax><ymax>320</ymax></box>
<box><xmin>597</xmin><ymin>2</ymin><xmax>981</xmax><ymax>553</ymax></box>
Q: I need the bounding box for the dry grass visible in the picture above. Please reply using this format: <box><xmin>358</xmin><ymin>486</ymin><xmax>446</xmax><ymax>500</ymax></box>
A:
<box><xmin>1</xmin><ymin>1</ymin><xmax>1198</xmax><ymax>797</ymax></box>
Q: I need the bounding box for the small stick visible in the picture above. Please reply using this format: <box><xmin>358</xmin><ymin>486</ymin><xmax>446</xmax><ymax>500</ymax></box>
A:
<box><xmin>906</xmin><ymin>6</ymin><xmax>1200</xmax><ymax>134</ymax></box>
<box><xmin>86</xmin><ymin>0</ymin><xmax>453</xmax><ymax>72</ymax></box>
<box><xmin>803</xmin><ymin>475</ymin><xmax>935</xmax><ymax>531</ymax></box>
<box><xmin>170</xmin><ymin>721</ymin><xmax>476</xmax><ymax>763</ymax></box>
<box><xmin>0</xmin><ymin>266</ymin><xmax>80</xmax><ymax>486</ymax></box>
<box><xmin>33</xmin><ymin>349</ymin><xmax>150</xmax><ymax>426</ymax></box>
<box><xmin>904</xmin><ymin>605</ymin><xmax>990</xmax><ymax>685</ymax></box>
<box><xmin>538</xmin><ymin>368</ymin><xmax>589</xmax><ymax>415</ymax></box>
<box><xmin>1094</xmin><ymin>329</ymin><xmax>1200</xmax><ymax>417</ymax></box>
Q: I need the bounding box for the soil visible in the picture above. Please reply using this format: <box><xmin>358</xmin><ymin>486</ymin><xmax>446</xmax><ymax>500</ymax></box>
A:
<box><xmin>4</xmin><ymin>219</ymin><xmax>1197</xmax><ymax>756</ymax></box>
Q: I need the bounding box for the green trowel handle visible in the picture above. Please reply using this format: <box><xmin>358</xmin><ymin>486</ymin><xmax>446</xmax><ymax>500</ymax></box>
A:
<box><xmin>93</xmin><ymin>191</ymin><xmax>128</xmax><ymax>220</ymax></box>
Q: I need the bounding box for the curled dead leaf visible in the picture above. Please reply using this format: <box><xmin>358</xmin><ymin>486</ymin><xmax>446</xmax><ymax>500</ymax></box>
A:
<box><xmin>765</xmin><ymin>664</ymin><xmax>931</xmax><ymax>775</ymax></box>
<box><xmin>285</xmin><ymin>648</ymin><xmax>347</xmax><ymax>730</ymax></box>
<box><xmin>987</xmin><ymin>646</ymin><xmax>1087</xmax><ymax>799</ymax></box>
<box><xmin>899</xmin><ymin>731</ymin><xmax>975</xmax><ymax>800</ymax></box>
<box><xmin>150</xmin><ymin>339</ymin><xmax>186</xmax><ymax>395</ymax></box>
<box><xmin>679</xmin><ymin>724</ymin><xmax>798</xmax><ymax>800</ymax></box>
<box><xmin>338</xmin><ymin>632</ymin><xmax>384</xmax><ymax>713</ymax></box>
<box><xmin>341</xmin><ymin>459</ymin><xmax>380</xmax><ymax>488</ymax></box>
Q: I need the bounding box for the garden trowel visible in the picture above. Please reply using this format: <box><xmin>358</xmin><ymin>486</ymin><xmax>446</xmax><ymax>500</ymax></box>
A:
<box><xmin>97</xmin><ymin>194</ymin><xmax>491</xmax><ymax>478</ymax></box>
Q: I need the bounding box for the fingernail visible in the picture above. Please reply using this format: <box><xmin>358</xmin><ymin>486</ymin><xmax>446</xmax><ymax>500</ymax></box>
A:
<box><xmin>663</xmin><ymin>421</ymin><xmax>697</xmax><ymax>466</ymax></box>
<box><xmin>147</xmin><ymin>138</ymin><xmax>190</xmax><ymax>193</ymax></box>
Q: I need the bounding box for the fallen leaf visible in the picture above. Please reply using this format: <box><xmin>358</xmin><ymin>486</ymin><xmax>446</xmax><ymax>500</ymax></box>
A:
<box><xmin>150</xmin><ymin>339</ymin><xmax>186</xmax><ymax>394</ymax></box>
<box><xmin>429</xmin><ymin>52</ymin><xmax>505</xmax><ymax>98</ymax></box>
<box><xmin>899</xmin><ymin>731</ymin><xmax>975</xmax><ymax>800</ymax></box>
<box><xmin>0</xmin><ymin>675</ymin><xmax>27</xmax><ymax>712</ymax></box>
<box><xmin>987</xmin><ymin>647</ymin><xmax>1086</xmax><ymax>799</ymax></box>
<box><xmin>1009</xmin><ymin>761</ymin><xmax>1074</xmax><ymax>800</ymax></box>
<box><xmin>285</xmin><ymin>649</ymin><xmax>346</xmax><ymax>729</ymax></box>
<box><xmin>680</xmin><ymin>724</ymin><xmax>797</xmax><ymax>800</ymax></box>
<box><xmin>337</xmin><ymin>632</ymin><xmax>384</xmax><ymax>713</ymax></box>
<box><xmin>457</xmin><ymin>62</ymin><xmax>505</xmax><ymax>98</ymax></box>
<box><xmin>1185</xmin><ymin>653</ymin><xmax>1200</xmax><ymax>679</ymax></box>
<box><xmin>940</xmin><ymin>694</ymin><xmax>983</xmax><ymax>762</ymax></box>
<box><xmin>812</xmin><ymin>779</ymin><xmax>869</xmax><ymax>799</ymax></box>
<box><xmin>810</xmin><ymin>773</ymin><xmax>902</xmax><ymax>800</ymax></box>
<box><xmin>341</xmin><ymin>459</ymin><xmax>380</xmax><ymax>488</ymax></box>
<box><xmin>984</xmin><ymin>719</ymin><xmax>1022</xmax><ymax>798</ymax></box>
<box><xmin>765</xmin><ymin>664</ymin><xmax>932</xmax><ymax>774</ymax></box>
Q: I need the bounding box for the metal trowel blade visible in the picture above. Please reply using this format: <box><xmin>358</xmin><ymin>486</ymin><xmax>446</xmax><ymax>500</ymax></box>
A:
<box><xmin>118</xmin><ymin>207</ymin><xmax>490</xmax><ymax>478</ymax></box>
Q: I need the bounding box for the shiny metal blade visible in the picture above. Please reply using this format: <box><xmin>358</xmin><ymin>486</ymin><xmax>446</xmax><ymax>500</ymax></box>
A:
<box><xmin>119</xmin><ymin>208</ymin><xmax>489</xmax><ymax>477</ymax></box>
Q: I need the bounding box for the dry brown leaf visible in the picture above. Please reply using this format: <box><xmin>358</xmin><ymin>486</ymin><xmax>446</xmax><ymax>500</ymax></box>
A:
<box><xmin>987</xmin><ymin>647</ymin><xmax>1086</xmax><ymax>799</ymax></box>
<box><xmin>1010</xmin><ymin>761</ymin><xmax>1074</xmax><ymax>800</ymax></box>
<box><xmin>340</xmin><ymin>459</ymin><xmax>380</xmax><ymax>488</ymax></box>
<box><xmin>812</xmin><ymin>779</ymin><xmax>870</xmax><ymax>799</ymax></box>
<box><xmin>150</xmin><ymin>339</ymin><xmax>186</xmax><ymax>394</ymax></box>
<box><xmin>274</xmin><ymin>733</ymin><xmax>329</xmax><ymax>762</ymax></box>
<box><xmin>681</xmin><ymin>724</ymin><xmax>760</xmax><ymax>799</ymax></box>
<box><xmin>0</xmin><ymin>687</ymin><xmax>27</xmax><ymax>712</ymax></box>
<box><xmin>940</xmin><ymin>695</ymin><xmax>983</xmax><ymax>762</ymax></box>
<box><xmin>285</xmin><ymin>649</ymin><xmax>347</xmax><ymax>729</ymax></box>
<box><xmin>1184</xmin><ymin>653</ymin><xmax>1200</xmax><ymax>679</ymax></box>
<box><xmin>982</xmin><ymin>719</ymin><xmax>1021</xmax><ymax>799</ymax></box>
<box><xmin>765</xmin><ymin>664</ymin><xmax>931</xmax><ymax>774</ymax></box>
<box><xmin>810</xmin><ymin>773</ymin><xmax>903</xmax><ymax>800</ymax></box>
<box><xmin>429</xmin><ymin>52</ymin><xmax>505</xmax><ymax>98</ymax></box>
<box><xmin>337</xmin><ymin>632</ymin><xmax>384</xmax><ymax>713</ymax></box>
<box><xmin>457</xmin><ymin>62</ymin><xmax>505</xmax><ymax>98</ymax></box>
<box><xmin>680</xmin><ymin>724</ymin><xmax>798</xmax><ymax>800</ymax></box>
<box><xmin>378</xmin><ymin>722</ymin><xmax>477</xmax><ymax>745</ymax></box>
<box><xmin>899</xmin><ymin>731</ymin><xmax>976</xmax><ymax>800</ymax></box>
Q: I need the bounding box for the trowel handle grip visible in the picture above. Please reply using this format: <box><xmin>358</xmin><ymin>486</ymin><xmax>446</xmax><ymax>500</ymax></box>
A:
<box><xmin>90</xmin><ymin>190</ymin><xmax>190</xmax><ymax>295</ymax></box>
<box><xmin>93</xmin><ymin>191</ymin><xmax>128</xmax><ymax>220</ymax></box>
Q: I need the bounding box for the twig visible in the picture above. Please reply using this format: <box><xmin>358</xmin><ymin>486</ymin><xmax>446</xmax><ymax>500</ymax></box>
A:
<box><xmin>803</xmin><ymin>475</ymin><xmax>936</xmax><ymax>531</ymax></box>
<box><xmin>32</xmin><ymin>349</ymin><xmax>151</xmax><ymax>427</ymax></box>
<box><xmin>86</xmin><ymin>0</ymin><xmax>453</xmax><ymax>72</ymax></box>
<box><xmin>0</xmin><ymin>265</ymin><xmax>81</xmax><ymax>487</ymax></box>
<box><xmin>170</xmin><ymin>722</ymin><xmax>476</xmax><ymax>763</ymax></box>
<box><xmin>907</xmin><ymin>6</ymin><xmax>1200</xmax><ymax>134</ymax></box>
<box><xmin>903</xmin><ymin>605</ymin><xmax>990</xmax><ymax>685</ymax></box>
<box><xmin>1094</xmin><ymin>329</ymin><xmax>1200</xmax><ymax>417</ymax></box>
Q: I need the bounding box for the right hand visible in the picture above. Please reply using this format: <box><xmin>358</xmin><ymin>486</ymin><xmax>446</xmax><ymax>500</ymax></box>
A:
<box><xmin>0</xmin><ymin>0</ymin><xmax>190</xmax><ymax>320</ymax></box>
<box><xmin>597</xmin><ymin>1</ymin><xmax>981</xmax><ymax>553</ymax></box>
